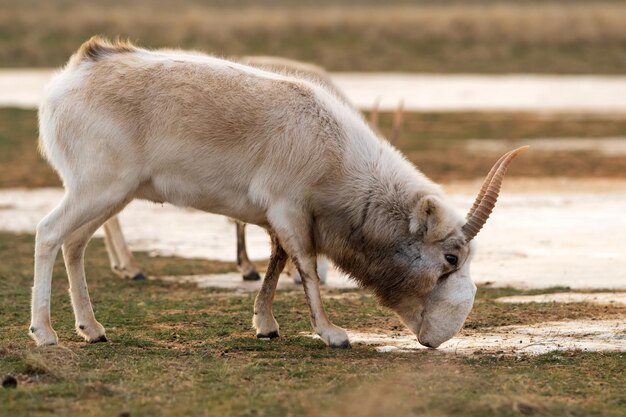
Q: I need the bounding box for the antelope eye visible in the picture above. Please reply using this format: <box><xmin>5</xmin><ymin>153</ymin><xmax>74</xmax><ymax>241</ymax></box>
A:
<box><xmin>445</xmin><ymin>254</ymin><xmax>458</xmax><ymax>266</ymax></box>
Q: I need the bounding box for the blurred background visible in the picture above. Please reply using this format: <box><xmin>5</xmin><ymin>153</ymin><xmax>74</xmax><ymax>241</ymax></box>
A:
<box><xmin>1</xmin><ymin>0</ymin><xmax>625</xmax><ymax>73</ymax></box>
<box><xmin>0</xmin><ymin>0</ymin><xmax>625</xmax><ymax>184</ymax></box>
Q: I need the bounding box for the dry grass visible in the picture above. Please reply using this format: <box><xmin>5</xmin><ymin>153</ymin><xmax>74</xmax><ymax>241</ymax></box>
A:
<box><xmin>0</xmin><ymin>1</ymin><xmax>625</xmax><ymax>72</ymax></box>
<box><xmin>3</xmin><ymin>108</ymin><xmax>626</xmax><ymax>188</ymax></box>
<box><xmin>0</xmin><ymin>232</ymin><xmax>625</xmax><ymax>417</ymax></box>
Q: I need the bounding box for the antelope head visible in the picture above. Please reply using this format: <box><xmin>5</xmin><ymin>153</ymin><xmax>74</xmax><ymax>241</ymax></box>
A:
<box><xmin>393</xmin><ymin>146</ymin><xmax>528</xmax><ymax>348</ymax></box>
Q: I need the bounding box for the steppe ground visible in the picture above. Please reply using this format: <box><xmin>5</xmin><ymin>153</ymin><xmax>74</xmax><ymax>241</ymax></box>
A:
<box><xmin>1</xmin><ymin>1</ymin><xmax>625</xmax><ymax>416</ymax></box>
<box><xmin>1</xmin><ymin>107</ymin><xmax>625</xmax><ymax>416</ymax></box>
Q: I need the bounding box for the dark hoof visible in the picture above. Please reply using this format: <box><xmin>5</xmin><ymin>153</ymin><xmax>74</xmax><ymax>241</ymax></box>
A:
<box><xmin>90</xmin><ymin>335</ymin><xmax>108</xmax><ymax>344</ymax></box>
<box><xmin>132</xmin><ymin>272</ymin><xmax>146</xmax><ymax>281</ymax></box>
<box><xmin>256</xmin><ymin>330</ymin><xmax>280</xmax><ymax>339</ymax></box>
<box><xmin>243</xmin><ymin>271</ymin><xmax>261</xmax><ymax>281</ymax></box>
<box><xmin>330</xmin><ymin>340</ymin><xmax>352</xmax><ymax>349</ymax></box>
<box><xmin>2</xmin><ymin>375</ymin><xmax>17</xmax><ymax>389</ymax></box>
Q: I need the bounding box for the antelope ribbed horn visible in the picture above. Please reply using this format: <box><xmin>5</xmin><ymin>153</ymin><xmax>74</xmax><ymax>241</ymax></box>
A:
<box><xmin>462</xmin><ymin>146</ymin><xmax>529</xmax><ymax>242</ymax></box>
<box><xmin>465</xmin><ymin>150</ymin><xmax>512</xmax><ymax>220</ymax></box>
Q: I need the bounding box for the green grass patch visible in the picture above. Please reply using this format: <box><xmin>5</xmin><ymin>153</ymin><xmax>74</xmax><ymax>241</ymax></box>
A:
<box><xmin>0</xmin><ymin>232</ymin><xmax>624</xmax><ymax>416</ymax></box>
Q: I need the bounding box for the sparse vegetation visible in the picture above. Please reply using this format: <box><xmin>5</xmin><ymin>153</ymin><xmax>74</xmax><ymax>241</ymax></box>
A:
<box><xmin>0</xmin><ymin>1</ymin><xmax>625</xmax><ymax>73</ymax></box>
<box><xmin>0</xmin><ymin>232</ymin><xmax>624</xmax><ymax>416</ymax></box>
<box><xmin>2</xmin><ymin>108</ymin><xmax>626</xmax><ymax>188</ymax></box>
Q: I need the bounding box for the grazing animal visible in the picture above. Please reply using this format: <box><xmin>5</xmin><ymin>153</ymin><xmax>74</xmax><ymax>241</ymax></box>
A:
<box><xmin>98</xmin><ymin>56</ymin><xmax>343</xmax><ymax>283</ymax></box>
<box><xmin>31</xmin><ymin>37</ymin><xmax>525</xmax><ymax>349</ymax></box>
<box><xmin>102</xmin><ymin>55</ymin><xmax>403</xmax><ymax>284</ymax></box>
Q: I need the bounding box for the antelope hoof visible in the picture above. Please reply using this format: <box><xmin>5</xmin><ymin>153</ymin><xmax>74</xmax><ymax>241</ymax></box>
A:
<box><xmin>256</xmin><ymin>330</ymin><xmax>280</xmax><ymax>339</ymax></box>
<box><xmin>89</xmin><ymin>335</ymin><xmax>109</xmax><ymax>344</ymax></box>
<box><xmin>132</xmin><ymin>272</ymin><xmax>146</xmax><ymax>281</ymax></box>
<box><xmin>330</xmin><ymin>339</ymin><xmax>352</xmax><ymax>349</ymax></box>
<box><xmin>77</xmin><ymin>322</ymin><xmax>107</xmax><ymax>343</ymax></box>
<box><xmin>29</xmin><ymin>325</ymin><xmax>59</xmax><ymax>347</ymax></box>
<box><xmin>243</xmin><ymin>271</ymin><xmax>261</xmax><ymax>281</ymax></box>
<box><xmin>319</xmin><ymin>326</ymin><xmax>351</xmax><ymax>349</ymax></box>
<box><xmin>253</xmin><ymin>313</ymin><xmax>279</xmax><ymax>339</ymax></box>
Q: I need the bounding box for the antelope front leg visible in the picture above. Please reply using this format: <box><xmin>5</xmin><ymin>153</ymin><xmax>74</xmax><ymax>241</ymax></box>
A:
<box><xmin>253</xmin><ymin>234</ymin><xmax>287</xmax><ymax>338</ymax></box>
<box><xmin>31</xmin><ymin>195</ymin><xmax>82</xmax><ymax>346</ymax></box>
<box><xmin>296</xmin><ymin>257</ymin><xmax>350</xmax><ymax>348</ymax></box>
<box><xmin>267</xmin><ymin>204</ymin><xmax>350</xmax><ymax>348</ymax></box>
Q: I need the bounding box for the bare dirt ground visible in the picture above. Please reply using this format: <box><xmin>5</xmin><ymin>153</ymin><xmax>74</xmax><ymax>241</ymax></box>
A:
<box><xmin>341</xmin><ymin>319</ymin><xmax>626</xmax><ymax>355</ymax></box>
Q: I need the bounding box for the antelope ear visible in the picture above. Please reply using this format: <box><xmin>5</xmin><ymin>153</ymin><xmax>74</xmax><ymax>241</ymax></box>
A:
<box><xmin>409</xmin><ymin>195</ymin><xmax>445</xmax><ymax>238</ymax></box>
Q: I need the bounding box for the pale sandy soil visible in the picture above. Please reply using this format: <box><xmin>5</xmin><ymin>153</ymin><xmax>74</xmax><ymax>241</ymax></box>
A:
<box><xmin>2</xmin><ymin>69</ymin><xmax>626</xmax><ymax>112</ymax></box>
<box><xmin>158</xmin><ymin>271</ymin><xmax>355</xmax><ymax>291</ymax></box>
<box><xmin>336</xmin><ymin>319</ymin><xmax>626</xmax><ymax>355</ymax></box>
<box><xmin>1</xmin><ymin>178</ymin><xmax>624</xmax><ymax>290</ymax></box>
<box><xmin>496</xmin><ymin>292</ymin><xmax>626</xmax><ymax>306</ymax></box>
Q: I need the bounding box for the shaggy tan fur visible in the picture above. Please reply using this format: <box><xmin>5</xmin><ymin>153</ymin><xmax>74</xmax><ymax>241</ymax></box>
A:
<box><xmin>31</xmin><ymin>38</ymin><xmax>518</xmax><ymax>350</ymax></box>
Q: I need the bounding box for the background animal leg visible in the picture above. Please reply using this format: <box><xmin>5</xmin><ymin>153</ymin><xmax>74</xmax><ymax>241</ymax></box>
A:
<box><xmin>236</xmin><ymin>221</ymin><xmax>261</xmax><ymax>281</ymax></box>
<box><xmin>103</xmin><ymin>216</ymin><xmax>145</xmax><ymax>280</ymax></box>
<box><xmin>288</xmin><ymin>256</ymin><xmax>329</xmax><ymax>284</ymax></box>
